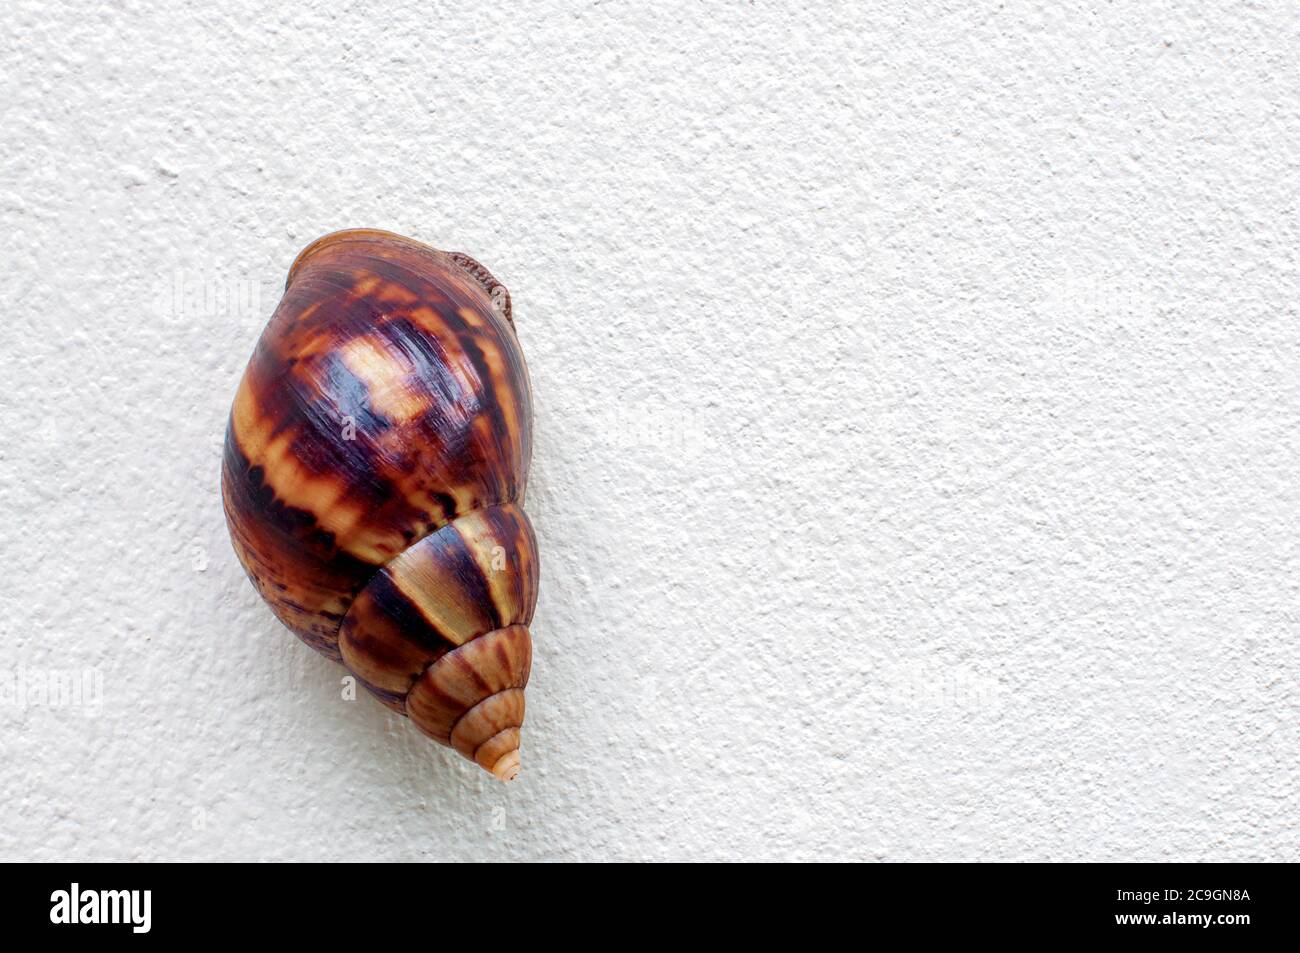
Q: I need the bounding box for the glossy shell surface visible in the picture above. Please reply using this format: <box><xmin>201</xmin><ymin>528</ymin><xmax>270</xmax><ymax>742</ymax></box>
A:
<box><xmin>222</xmin><ymin>229</ymin><xmax>537</xmax><ymax>779</ymax></box>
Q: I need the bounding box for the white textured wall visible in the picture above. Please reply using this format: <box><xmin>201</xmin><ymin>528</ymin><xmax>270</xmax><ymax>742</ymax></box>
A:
<box><xmin>1</xmin><ymin>1</ymin><xmax>1295</xmax><ymax>862</ymax></box>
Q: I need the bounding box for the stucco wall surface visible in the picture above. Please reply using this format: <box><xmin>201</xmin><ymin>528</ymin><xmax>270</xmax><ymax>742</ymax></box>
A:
<box><xmin>0</xmin><ymin>1</ymin><xmax>1295</xmax><ymax>861</ymax></box>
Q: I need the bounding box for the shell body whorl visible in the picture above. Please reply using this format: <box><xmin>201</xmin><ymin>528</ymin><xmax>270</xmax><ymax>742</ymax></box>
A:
<box><xmin>221</xmin><ymin>229</ymin><xmax>537</xmax><ymax>780</ymax></box>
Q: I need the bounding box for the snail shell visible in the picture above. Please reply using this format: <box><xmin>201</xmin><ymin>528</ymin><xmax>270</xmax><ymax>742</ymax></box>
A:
<box><xmin>221</xmin><ymin>229</ymin><xmax>537</xmax><ymax>781</ymax></box>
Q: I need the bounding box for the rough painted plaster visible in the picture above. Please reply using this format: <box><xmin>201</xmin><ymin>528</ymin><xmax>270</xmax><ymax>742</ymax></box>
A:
<box><xmin>0</xmin><ymin>1</ymin><xmax>1295</xmax><ymax>861</ymax></box>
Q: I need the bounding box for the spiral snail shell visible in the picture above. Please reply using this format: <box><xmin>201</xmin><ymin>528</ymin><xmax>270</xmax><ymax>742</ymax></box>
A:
<box><xmin>221</xmin><ymin>229</ymin><xmax>538</xmax><ymax>781</ymax></box>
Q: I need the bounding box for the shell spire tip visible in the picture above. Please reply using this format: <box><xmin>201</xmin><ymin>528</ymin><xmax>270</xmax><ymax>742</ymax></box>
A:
<box><xmin>491</xmin><ymin>750</ymin><xmax>521</xmax><ymax>782</ymax></box>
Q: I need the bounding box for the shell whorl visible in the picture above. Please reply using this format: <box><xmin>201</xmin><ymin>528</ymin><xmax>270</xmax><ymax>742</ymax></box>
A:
<box><xmin>340</xmin><ymin>503</ymin><xmax>537</xmax><ymax>779</ymax></box>
<box><xmin>221</xmin><ymin>229</ymin><xmax>537</xmax><ymax>779</ymax></box>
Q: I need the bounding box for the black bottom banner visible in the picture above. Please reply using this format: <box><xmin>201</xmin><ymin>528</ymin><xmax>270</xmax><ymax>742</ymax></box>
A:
<box><xmin>2</xmin><ymin>862</ymin><xmax>1291</xmax><ymax>942</ymax></box>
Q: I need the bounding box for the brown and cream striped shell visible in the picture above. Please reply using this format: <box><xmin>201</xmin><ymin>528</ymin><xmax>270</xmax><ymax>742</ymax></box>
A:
<box><xmin>221</xmin><ymin>229</ymin><xmax>538</xmax><ymax>781</ymax></box>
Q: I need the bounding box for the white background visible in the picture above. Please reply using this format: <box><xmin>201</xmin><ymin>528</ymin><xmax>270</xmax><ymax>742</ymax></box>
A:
<box><xmin>1</xmin><ymin>1</ymin><xmax>1295</xmax><ymax>862</ymax></box>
